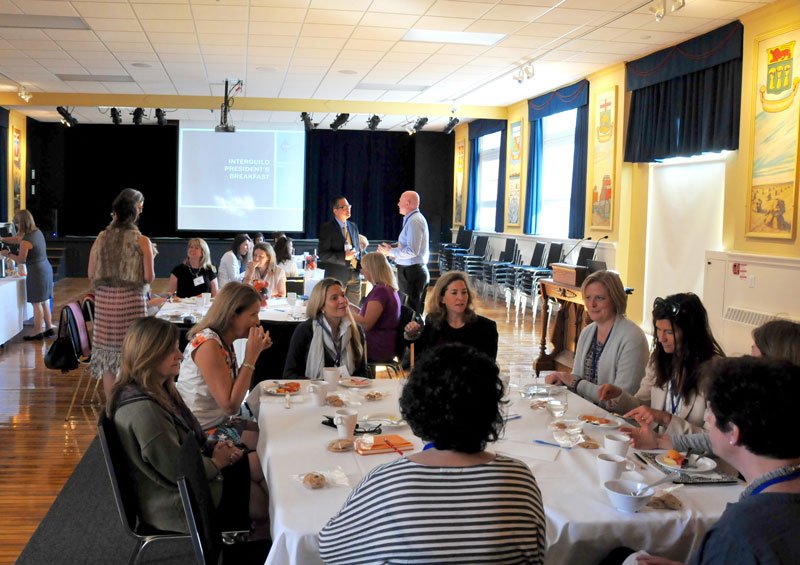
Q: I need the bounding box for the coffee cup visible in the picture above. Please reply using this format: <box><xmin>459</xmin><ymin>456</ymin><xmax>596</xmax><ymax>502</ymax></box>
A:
<box><xmin>596</xmin><ymin>453</ymin><xmax>634</xmax><ymax>483</ymax></box>
<box><xmin>333</xmin><ymin>408</ymin><xmax>358</xmax><ymax>440</ymax></box>
<box><xmin>323</xmin><ymin>368</ymin><xmax>340</xmax><ymax>388</ymax></box>
<box><xmin>307</xmin><ymin>380</ymin><xmax>328</xmax><ymax>407</ymax></box>
<box><xmin>201</xmin><ymin>292</ymin><xmax>211</xmax><ymax>307</ymax></box>
<box><xmin>604</xmin><ymin>433</ymin><xmax>632</xmax><ymax>457</ymax></box>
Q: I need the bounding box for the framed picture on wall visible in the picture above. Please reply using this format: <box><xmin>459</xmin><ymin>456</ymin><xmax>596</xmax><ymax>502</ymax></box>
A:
<box><xmin>506</xmin><ymin>120</ymin><xmax>522</xmax><ymax>227</ymax></box>
<box><xmin>454</xmin><ymin>139</ymin><xmax>466</xmax><ymax>226</ymax></box>
<box><xmin>746</xmin><ymin>25</ymin><xmax>800</xmax><ymax>240</ymax></box>
<box><xmin>590</xmin><ymin>87</ymin><xmax>616</xmax><ymax>231</ymax></box>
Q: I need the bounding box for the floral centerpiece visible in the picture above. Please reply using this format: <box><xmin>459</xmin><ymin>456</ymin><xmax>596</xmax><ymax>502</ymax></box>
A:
<box><xmin>253</xmin><ymin>280</ymin><xmax>269</xmax><ymax>307</ymax></box>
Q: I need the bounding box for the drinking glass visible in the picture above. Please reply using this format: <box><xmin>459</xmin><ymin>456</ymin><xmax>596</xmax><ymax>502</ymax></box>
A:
<box><xmin>287</xmin><ymin>292</ymin><xmax>297</xmax><ymax>307</ymax></box>
<box><xmin>547</xmin><ymin>389</ymin><xmax>568</xmax><ymax>418</ymax></box>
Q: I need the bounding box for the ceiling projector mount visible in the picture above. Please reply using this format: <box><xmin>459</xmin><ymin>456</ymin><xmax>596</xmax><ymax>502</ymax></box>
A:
<box><xmin>216</xmin><ymin>78</ymin><xmax>242</xmax><ymax>132</ymax></box>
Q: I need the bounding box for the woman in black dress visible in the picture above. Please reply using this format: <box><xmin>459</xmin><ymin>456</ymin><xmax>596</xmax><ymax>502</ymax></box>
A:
<box><xmin>0</xmin><ymin>210</ymin><xmax>55</xmax><ymax>340</ymax></box>
<box><xmin>165</xmin><ymin>238</ymin><xmax>218</xmax><ymax>298</ymax></box>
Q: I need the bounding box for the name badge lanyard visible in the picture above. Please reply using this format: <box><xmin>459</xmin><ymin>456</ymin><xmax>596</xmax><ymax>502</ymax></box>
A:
<box><xmin>750</xmin><ymin>470</ymin><xmax>800</xmax><ymax>496</ymax></box>
<box><xmin>318</xmin><ymin>321</ymin><xmax>343</xmax><ymax>366</ymax></box>
<box><xmin>667</xmin><ymin>381</ymin><xmax>680</xmax><ymax>415</ymax></box>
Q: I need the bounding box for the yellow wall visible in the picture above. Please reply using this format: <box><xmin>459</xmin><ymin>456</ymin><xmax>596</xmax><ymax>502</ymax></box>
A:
<box><xmin>452</xmin><ymin>122</ymin><xmax>469</xmax><ymax>229</ymax></box>
<box><xmin>7</xmin><ymin>111</ymin><xmax>26</xmax><ymax>220</ymax></box>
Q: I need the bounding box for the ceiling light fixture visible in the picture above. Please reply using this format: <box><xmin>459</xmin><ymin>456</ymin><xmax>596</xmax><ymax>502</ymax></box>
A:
<box><xmin>300</xmin><ymin>112</ymin><xmax>314</xmax><ymax>132</ymax></box>
<box><xmin>670</xmin><ymin>0</ymin><xmax>685</xmax><ymax>12</ymax></box>
<box><xmin>56</xmin><ymin>106</ymin><xmax>77</xmax><ymax>127</ymax></box>
<box><xmin>330</xmin><ymin>113</ymin><xmax>350</xmax><ymax>131</ymax></box>
<box><xmin>408</xmin><ymin>117</ymin><xmax>428</xmax><ymax>135</ymax></box>
<box><xmin>155</xmin><ymin>108</ymin><xmax>166</xmax><ymax>126</ymax></box>
<box><xmin>110</xmin><ymin>107</ymin><xmax>121</xmax><ymax>125</ymax></box>
<box><xmin>443</xmin><ymin>117</ymin><xmax>460</xmax><ymax>135</ymax></box>
<box><xmin>512</xmin><ymin>62</ymin><xmax>535</xmax><ymax>84</ymax></box>
<box><xmin>17</xmin><ymin>85</ymin><xmax>31</xmax><ymax>103</ymax></box>
<box><xmin>367</xmin><ymin>115</ymin><xmax>381</xmax><ymax>131</ymax></box>
<box><xmin>132</xmin><ymin>107</ymin><xmax>144</xmax><ymax>125</ymax></box>
<box><xmin>649</xmin><ymin>0</ymin><xmax>666</xmax><ymax>21</ymax></box>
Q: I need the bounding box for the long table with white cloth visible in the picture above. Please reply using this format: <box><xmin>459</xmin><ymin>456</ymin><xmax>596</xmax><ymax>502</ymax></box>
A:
<box><xmin>254</xmin><ymin>379</ymin><xmax>742</xmax><ymax>565</ymax></box>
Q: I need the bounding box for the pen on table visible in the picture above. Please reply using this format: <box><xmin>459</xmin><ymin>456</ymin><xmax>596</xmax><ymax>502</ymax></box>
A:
<box><xmin>533</xmin><ymin>439</ymin><xmax>571</xmax><ymax>450</ymax></box>
<box><xmin>384</xmin><ymin>438</ymin><xmax>406</xmax><ymax>457</ymax></box>
<box><xmin>633</xmin><ymin>452</ymin><xmax>649</xmax><ymax>467</ymax></box>
<box><xmin>504</xmin><ymin>413</ymin><xmax>522</xmax><ymax>422</ymax></box>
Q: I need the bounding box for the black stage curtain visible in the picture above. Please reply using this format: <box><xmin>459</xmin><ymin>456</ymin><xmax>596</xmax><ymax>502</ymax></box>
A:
<box><xmin>304</xmin><ymin>130</ymin><xmax>415</xmax><ymax>240</ymax></box>
<box><xmin>624</xmin><ymin>21</ymin><xmax>743</xmax><ymax>162</ymax></box>
<box><xmin>0</xmin><ymin>108</ymin><xmax>7</xmax><ymax>222</ymax></box>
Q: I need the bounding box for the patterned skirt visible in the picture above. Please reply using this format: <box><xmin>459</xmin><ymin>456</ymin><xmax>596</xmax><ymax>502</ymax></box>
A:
<box><xmin>90</xmin><ymin>285</ymin><xmax>146</xmax><ymax>379</ymax></box>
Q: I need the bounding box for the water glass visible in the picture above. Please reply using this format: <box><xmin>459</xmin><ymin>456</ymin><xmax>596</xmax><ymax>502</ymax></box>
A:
<box><xmin>547</xmin><ymin>389</ymin><xmax>568</xmax><ymax>418</ymax></box>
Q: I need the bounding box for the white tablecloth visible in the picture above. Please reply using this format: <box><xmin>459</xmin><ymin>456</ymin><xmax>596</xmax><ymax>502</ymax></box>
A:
<box><xmin>156</xmin><ymin>296</ymin><xmax>305</xmax><ymax>324</ymax></box>
<box><xmin>257</xmin><ymin>380</ymin><xmax>742</xmax><ymax>565</ymax></box>
<box><xmin>0</xmin><ymin>277</ymin><xmax>27</xmax><ymax>345</ymax></box>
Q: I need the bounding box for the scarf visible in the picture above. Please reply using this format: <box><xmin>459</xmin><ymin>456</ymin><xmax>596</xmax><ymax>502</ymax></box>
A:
<box><xmin>305</xmin><ymin>316</ymin><xmax>356</xmax><ymax>380</ymax></box>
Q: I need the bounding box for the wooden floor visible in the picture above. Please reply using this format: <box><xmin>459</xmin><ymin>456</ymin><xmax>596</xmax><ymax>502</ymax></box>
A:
<box><xmin>0</xmin><ymin>277</ymin><xmax>544</xmax><ymax>564</ymax></box>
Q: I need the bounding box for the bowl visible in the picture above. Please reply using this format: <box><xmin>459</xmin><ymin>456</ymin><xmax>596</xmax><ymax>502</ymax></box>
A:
<box><xmin>603</xmin><ymin>479</ymin><xmax>654</xmax><ymax>513</ymax></box>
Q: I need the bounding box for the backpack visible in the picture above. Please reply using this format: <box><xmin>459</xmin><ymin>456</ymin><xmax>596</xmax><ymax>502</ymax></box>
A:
<box><xmin>44</xmin><ymin>302</ymin><xmax>91</xmax><ymax>373</ymax></box>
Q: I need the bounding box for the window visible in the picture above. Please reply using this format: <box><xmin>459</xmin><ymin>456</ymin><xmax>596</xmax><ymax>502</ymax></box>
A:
<box><xmin>537</xmin><ymin>109</ymin><xmax>576</xmax><ymax>237</ymax></box>
<box><xmin>475</xmin><ymin>131</ymin><xmax>501</xmax><ymax>231</ymax></box>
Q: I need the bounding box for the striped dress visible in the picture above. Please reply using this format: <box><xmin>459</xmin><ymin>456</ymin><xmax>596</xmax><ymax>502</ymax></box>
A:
<box><xmin>318</xmin><ymin>455</ymin><xmax>545</xmax><ymax>564</ymax></box>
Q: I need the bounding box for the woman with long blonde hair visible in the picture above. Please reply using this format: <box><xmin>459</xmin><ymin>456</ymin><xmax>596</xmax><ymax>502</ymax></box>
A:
<box><xmin>0</xmin><ymin>209</ymin><xmax>55</xmax><ymax>339</ymax></box>
<box><xmin>108</xmin><ymin>317</ymin><xmax>265</xmax><ymax>534</ymax></box>
<box><xmin>243</xmin><ymin>242</ymin><xmax>287</xmax><ymax>297</ymax></box>
<box><xmin>349</xmin><ymin>252</ymin><xmax>401</xmax><ymax>362</ymax></box>
<box><xmin>284</xmin><ymin>277</ymin><xmax>368</xmax><ymax>379</ymax></box>
<box><xmin>165</xmin><ymin>237</ymin><xmax>218</xmax><ymax>298</ymax></box>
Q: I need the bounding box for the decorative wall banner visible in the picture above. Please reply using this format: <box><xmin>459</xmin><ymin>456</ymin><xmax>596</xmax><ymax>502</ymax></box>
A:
<box><xmin>507</xmin><ymin>121</ymin><xmax>522</xmax><ymax>226</ymax></box>
<box><xmin>591</xmin><ymin>87</ymin><xmax>616</xmax><ymax>230</ymax></box>
<box><xmin>747</xmin><ymin>26</ymin><xmax>800</xmax><ymax>239</ymax></box>
<box><xmin>11</xmin><ymin>126</ymin><xmax>22</xmax><ymax>213</ymax></box>
<box><xmin>455</xmin><ymin>139</ymin><xmax>466</xmax><ymax>226</ymax></box>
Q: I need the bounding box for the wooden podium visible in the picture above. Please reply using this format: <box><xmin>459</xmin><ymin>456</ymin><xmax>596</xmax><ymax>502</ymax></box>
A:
<box><xmin>534</xmin><ymin>279</ymin><xmax>588</xmax><ymax>376</ymax></box>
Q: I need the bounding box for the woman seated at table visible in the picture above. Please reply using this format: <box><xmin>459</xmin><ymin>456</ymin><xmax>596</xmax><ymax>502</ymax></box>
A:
<box><xmin>273</xmin><ymin>235</ymin><xmax>298</xmax><ymax>278</ymax></box>
<box><xmin>243</xmin><ymin>242</ymin><xmax>287</xmax><ymax>298</ymax></box>
<box><xmin>319</xmin><ymin>343</ymin><xmax>545</xmax><ymax>564</ymax></box>
<box><xmin>283</xmin><ymin>277</ymin><xmax>368</xmax><ymax>379</ymax></box>
<box><xmin>217</xmin><ymin>233</ymin><xmax>252</xmax><ymax>288</ymax></box>
<box><xmin>108</xmin><ymin>316</ymin><xmax>267</xmax><ymax>535</ymax></box>
<box><xmin>404</xmin><ymin>271</ymin><xmax>498</xmax><ymax>360</ymax></box>
<box><xmin>349</xmin><ymin>252</ymin><xmax>401</xmax><ymax>362</ymax></box>
<box><xmin>598</xmin><ymin>293</ymin><xmax>723</xmax><ymax>435</ymax></box>
<box><xmin>165</xmin><ymin>238</ymin><xmax>219</xmax><ymax>299</ymax></box>
<box><xmin>611</xmin><ymin>356</ymin><xmax>800</xmax><ymax>565</ymax></box>
<box><xmin>626</xmin><ymin>319</ymin><xmax>800</xmax><ymax>454</ymax></box>
<box><xmin>545</xmin><ymin>270</ymin><xmax>648</xmax><ymax>405</ymax></box>
<box><xmin>176</xmin><ymin>283</ymin><xmax>272</xmax><ymax>444</ymax></box>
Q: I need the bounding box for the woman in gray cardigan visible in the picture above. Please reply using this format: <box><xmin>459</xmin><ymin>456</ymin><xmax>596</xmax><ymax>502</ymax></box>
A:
<box><xmin>545</xmin><ymin>270</ymin><xmax>648</xmax><ymax>405</ymax></box>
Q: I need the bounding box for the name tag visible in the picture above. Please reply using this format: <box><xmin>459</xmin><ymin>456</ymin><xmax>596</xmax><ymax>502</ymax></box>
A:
<box><xmin>193</xmin><ymin>276</ymin><xmax>204</xmax><ymax>286</ymax></box>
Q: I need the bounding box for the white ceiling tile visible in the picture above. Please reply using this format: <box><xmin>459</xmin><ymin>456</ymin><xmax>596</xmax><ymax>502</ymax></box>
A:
<box><xmin>437</xmin><ymin>43</ymin><xmax>484</xmax><ymax>54</ymax></box>
<box><xmin>159</xmin><ymin>52</ymin><xmax>203</xmax><ymax>62</ymax></box>
<box><xmin>535</xmin><ymin>8</ymin><xmax>608</xmax><ymax>25</ymax></box>
<box><xmin>195</xmin><ymin>20</ymin><xmax>247</xmax><ymax>34</ymax></box>
<box><xmin>605</xmin><ymin>13</ymin><xmax>652</xmax><ymax>28</ymax></box>
<box><xmin>300</xmin><ymin>23</ymin><xmax>354</xmax><ymax>37</ymax></box>
<box><xmin>43</xmin><ymin>29</ymin><xmax>99</xmax><ymax>42</ymax></box>
<box><xmin>393</xmin><ymin>40</ymin><xmax>442</xmax><ymax>53</ymax></box>
<box><xmin>104</xmin><ymin>82</ymin><xmax>146</xmax><ymax>93</ymax></box>
<box><xmin>107</xmin><ymin>44</ymin><xmax>157</xmax><ymax>55</ymax></box>
<box><xmin>359</xmin><ymin>12</ymin><xmax>420</xmax><ymax>28</ymax></box>
<box><xmin>147</xmin><ymin>32</ymin><xmax>197</xmax><ymax>44</ymax></box>
<box><xmin>485</xmin><ymin>45</ymin><xmax>537</xmax><ymax>59</ymax></box>
<box><xmin>71</xmin><ymin>50</ymin><xmax>118</xmax><ymax>62</ymax></box>
<box><xmin>248</xmin><ymin>34</ymin><xmax>297</xmax><ymax>47</ymax></box>
<box><xmin>141</xmin><ymin>19</ymin><xmax>195</xmax><ymax>33</ymax></box>
<box><xmin>72</xmin><ymin>2</ymin><xmax>137</xmax><ymax>19</ymax></box>
<box><xmin>27</xmin><ymin>50</ymin><xmax>72</xmax><ymax>60</ymax></box>
<box><xmin>578</xmin><ymin>26</ymin><xmax>630</xmax><ymax>41</ymax></box>
<box><xmin>383</xmin><ymin>50</ymin><xmax>431</xmax><ymax>63</ymax></box>
<box><xmin>249</xmin><ymin>0</ymin><xmax>310</xmax><ymax>6</ymax></box>
<box><xmin>249</xmin><ymin>22</ymin><xmax>303</xmax><ymax>35</ymax></box>
<box><xmin>59</xmin><ymin>40</ymin><xmax>112</xmax><ymax>52</ymax></box>
<box><xmin>85</xmin><ymin>18</ymin><xmax>144</xmax><ymax>32</ymax></box>
<box><xmin>338</xmin><ymin>49</ymin><xmax>384</xmax><ymax>62</ymax></box>
<box><xmin>306</xmin><ymin>9</ymin><xmax>364</xmax><ymax>25</ymax></box>
<box><xmin>516</xmin><ymin>21</ymin><xmax>582</xmax><ymax>37</ymax></box>
<box><xmin>426</xmin><ymin>1</ymin><xmax>493</xmax><ymax>19</ymax></box>
<box><xmin>483</xmin><ymin>4</ymin><xmax>550</xmax><ymax>21</ymax></box>
<box><xmin>0</xmin><ymin>28</ymin><xmax>49</xmax><ymax>40</ymax></box>
<box><xmin>413</xmin><ymin>15</ymin><xmax>473</xmax><ymax>31</ymax></box>
<box><xmin>250</xmin><ymin>7</ymin><xmax>306</xmax><ymax>22</ymax></box>
<box><xmin>13</xmin><ymin>0</ymin><xmax>81</xmax><ymax>17</ymax></box>
<box><xmin>567</xmin><ymin>51</ymin><xmax>630</xmax><ymax>63</ymax></box>
<box><xmin>4</xmin><ymin>38</ymin><xmax>57</xmax><ymax>50</ymax></box>
<box><xmin>346</xmin><ymin>89</ymin><xmax>384</xmax><ymax>100</ymax></box>
<box><xmin>352</xmin><ymin>26</ymin><xmax>407</xmax><ymax>40</ymax></box>
<box><xmin>132</xmin><ymin>4</ymin><xmax>192</xmax><ymax>19</ymax></box>
<box><xmin>559</xmin><ymin>0</ymin><xmax>631</xmax><ymax>10</ymax></box>
<box><xmin>378</xmin><ymin>90</ymin><xmax>417</xmax><ymax>102</ymax></box>
<box><xmin>151</xmin><ymin>42</ymin><xmax>200</xmax><ymax>52</ymax></box>
<box><xmin>612</xmin><ymin>28</ymin><xmax>694</xmax><ymax>45</ymax></box>
<box><xmin>294</xmin><ymin>46</ymin><xmax>338</xmax><ymax>58</ymax></box>
<box><xmin>38</xmin><ymin>62</ymin><xmax>85</xmax><ymax>73</ymax></box>
<box><xmin>0</xmin><ymin>0</ymin><xmax>21</xmax><ymax>13</ymax></box>
<box><xmin>292</xmin><ymin>57</ymin><xmax>335</xmax><ymax>67</ymax></box>
<box><xmin>465</xmin><ymin>19</ymin><xmax>526</xmax><ymax>34</ymax></box>
<box><xmin>95</xmin><ymin>30</ymin><xmax>149</xmax><ymax>42</ymax></box>
<box><xmin>200</xmin><ymin>43</ymin><xmax>245</xmax><ymax>54</ymax></box>
<box><xmin>368</xmin><ymin>0</ymin><xmax>435</xmax><ymax>15</ymax></box>
<box><xmin>192</xmin><ymin>5</ymin><xmax>249</xmax><ymax>21</ymax></box>
<box><xmin>344</xmin><ymin>38</ymin><xmax>394</xmax><ymax>51</ymax></box>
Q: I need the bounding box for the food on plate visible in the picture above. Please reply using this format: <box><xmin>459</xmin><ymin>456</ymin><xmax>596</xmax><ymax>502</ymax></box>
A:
<box><xmin>530</xmin><ymin>400</ymin><xmax>548</xmax><ymax>410</ymax></box>
<box><xmin>327</xmin><ymin>439</ymin><xmax>354</xmax><ymax>452</ymax></box>
<box><xmin>578</xmin><ymin>414</ymin><xmax>612</xmax><ymax>425</ymax></box>
<box><xmin>647</xmin><ymin>492</ymin><xmax>683</xmax><ymax>510</ymax></box>
<box><xmin>171</xmin><ymin>296</ymin><xmax>182</xmax><ymax>303</ymax></box>
<box><xmin>364</xmin><ymin>390</ymin><xmax>383</xmax><ymax>401</ymax></box>
<box><xmin>274</xmin><ymin>381</ymin><xmax>301</xmax><ymax>394</ymax></box>
<box><xmin>577</xmin><ymin>439</ymin><xmax>600</xmax><ymax>449</ymax></box>
<box><xmin>326</xmin><ymin>394</ymin><xmax>344</xmax><ymax>407</ymax></box>
<box><xmin>303</xmin><ymin>472</ymin><xmax>327</xmax><ymax>489</ymax></box>
<box><xmin>663</xmin><ymin>449</ymin><xmax>687</xmax><ymax>468</ymax></box>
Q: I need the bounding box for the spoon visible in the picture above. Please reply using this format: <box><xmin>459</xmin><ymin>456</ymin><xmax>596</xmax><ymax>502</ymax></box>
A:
<box><xmin>634</xmin><ymin>472</ymin><xmax>678</xmax><ymax>496</ymax></box>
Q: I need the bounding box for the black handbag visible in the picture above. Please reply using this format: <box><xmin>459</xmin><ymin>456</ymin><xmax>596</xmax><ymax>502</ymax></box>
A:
<box><xmin>44</xmin><ymin>308</ymin><xmax>81</xmax><ymax>373</ymax></box>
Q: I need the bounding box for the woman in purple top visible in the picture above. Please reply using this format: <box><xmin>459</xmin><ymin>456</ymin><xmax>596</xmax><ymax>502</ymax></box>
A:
<box><xmin>350</xmin><ymin>252</ymin><xmax>401</xmax><ymax>362</ymax></box>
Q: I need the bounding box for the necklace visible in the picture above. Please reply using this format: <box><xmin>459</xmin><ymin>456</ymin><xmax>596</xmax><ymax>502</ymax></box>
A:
<box><xmin>742</xmin><ymin>463</ymin><xmax>800</xmax><ymax>498</ymax></box>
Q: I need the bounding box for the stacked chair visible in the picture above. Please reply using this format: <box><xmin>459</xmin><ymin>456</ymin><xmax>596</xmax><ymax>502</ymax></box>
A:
<box><xmin>513</xmin><ymin>242</ymin><xmax>563</xmax><ymax>322</ymax></box>
<box><xmin>480</xmin><ymin>238</ymin><xmax>518</xmax><ymax>300</ymax></box>
<box><xmin>439</xmin><ymin>228</ymin><xmax>473</xmax><ymax>273</ymax></box>
<box><xmin>452</xmin><ymin>235</ymin><xmax>490</xmax><ymax>283</ymax></box>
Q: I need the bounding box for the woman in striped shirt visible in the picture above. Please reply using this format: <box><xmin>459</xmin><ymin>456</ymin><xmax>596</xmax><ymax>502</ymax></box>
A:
<box><xmin>319</xmin><ymin>343</ymin><xmax>545</xmax><ymax>564</ymax></box>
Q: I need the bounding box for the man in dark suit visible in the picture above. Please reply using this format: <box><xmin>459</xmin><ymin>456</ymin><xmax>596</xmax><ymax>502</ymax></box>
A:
<box><xmin>318</xmin><ymin>195</ymin><xmax>362</xmax><ymax>304</ymax></box>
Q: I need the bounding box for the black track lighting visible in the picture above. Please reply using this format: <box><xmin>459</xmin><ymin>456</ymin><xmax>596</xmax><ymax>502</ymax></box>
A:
<box><xmin>367</xmin><ymin>115</ymin><xmax>381</xmax><ymax>131</ymax></box>
<box><xmin>413</xmin><ymin>117</ymin><xmax>428</xmax><ymax>132</ymax></box>
<box><xmin>110</xmin><ymin>107</ymin><xmax>121</xmax><ymax>125</ymax></box>
<box><xmin>132</xmin><ymin>107</ymin><xmax>144</xmax><ymax>125</ymax></box>
<box><xmin>443</xmin><ymin>116</ymin><xmax>460</xmax><ymax>135</ymax></box>
<box><xmin>301</xmin><ymin>112</ymin><xmax>314</xmax><ymax>132</ymax></box>
<box><xmin>56</xmin><ymin>106</ymin><xmax>78</xmax><ymax>127</ymax></box>
<box><xmin>329</xmin><ymin>113</ymin><xmax>349</xmax><ymax>131</ymax></box>
<box><xmin>155</xmin><ymin>108</ymin><xmax>166</xmax><ymax>126</ymax></box>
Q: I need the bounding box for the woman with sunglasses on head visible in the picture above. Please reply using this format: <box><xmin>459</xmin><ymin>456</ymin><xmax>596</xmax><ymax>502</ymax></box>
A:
<box><xmin>545</xmin><ymin>270</ymin><xmax>649</xmax><ymax>405</ymax></box>
<box><xmin>283</xmin><ymin>277</ymin><xmax>369</xmax><ymax>379</ymax></box>
<box><xmin>626</xmin><ymin>318</ymin><xmax>800</xmax><ymax>453</ymax></box>
<box><xmin>599</xmin><ymin>293</ymin><xmax>724</xmax><ymax>435</ymax></box>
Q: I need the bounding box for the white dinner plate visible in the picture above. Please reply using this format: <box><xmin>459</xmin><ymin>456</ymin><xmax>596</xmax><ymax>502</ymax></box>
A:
<box><xmin>578</xmin><ymin>414</ymin><xmax>622</xmax><ymax>429</ymax></box>
<box><xmin>360</xmin><ymin>413</ymin><xmax>406</xmax><ymax>428</ymax></box>
<box><xmin>262</xmin><ymin>384</ymin><xmax>301</xmax><ymax>396</ymax></box>
<box><xmin>655</xmin><ymin>453</ymin><xmax>717</xmax><ymax>474</ymax></box>
<box><xmin>339</xmin><ymin>377</ymin><xmax>371</xmax><ymax>388</ymax></box>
